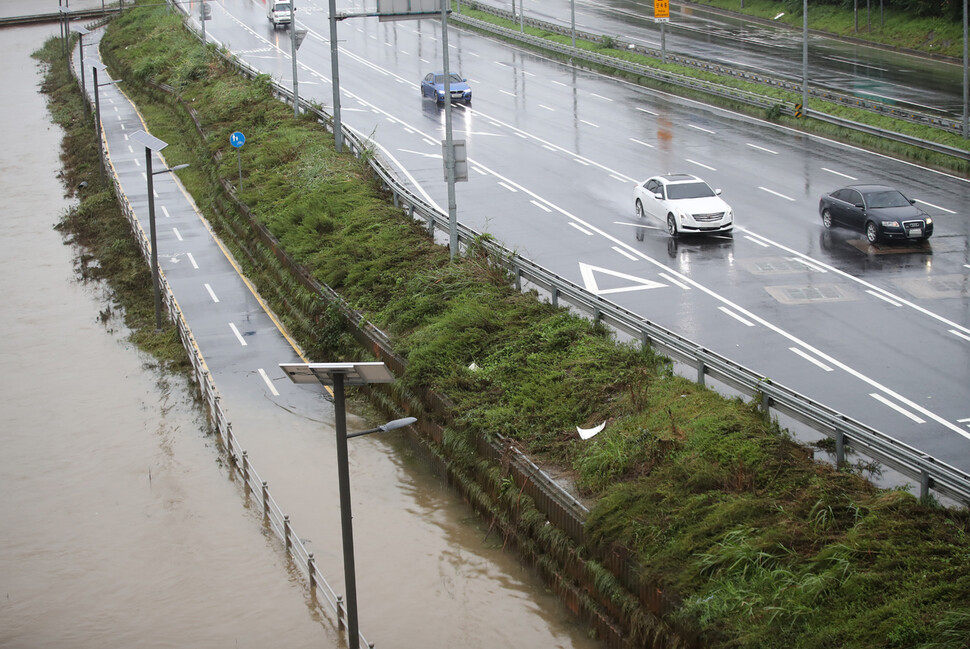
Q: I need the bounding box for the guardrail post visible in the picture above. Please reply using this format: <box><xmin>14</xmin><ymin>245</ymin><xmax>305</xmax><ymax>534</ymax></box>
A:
<box><xmin>640</xmin><ymin>330</ymin><xmax>650</xmax><ymax>350</ymax></box>
<box><xmin>515</xmin><ymin>268</ymin><xmax>521</xmax><ymax>291</ymax></box>
<box><xmin>307</xmin><ymin>552</ymin><xmax>316</xmax><ymax>591</ymax></box>
<box><xmin>283</xmin><ymin>515</ymin><xmax>292</xmax><ymax>552</ymax></box>
<box><xmin>336</xmin><ymin>595</ymin><xmax>345</xmax><ymax>630</ymax></box>
<box><xmin>241</xmin><ymin>451</ymin><xmax>250</xmax><ymax>495</ymax></box>
<box><xmin>551</xmin><ymin>287</ymin><xmax>559</xmax><ymax>308</ymax></box>
<box><xmin>761</xmin><ymin>391</ymin><xmax>771</xmax><ymax>417</ymax></box>
<box><xmin>835</xmin><ymin>428</ymin><xmax>845</xmax><ymax>466</ymax></box>
<box><xmin>696</xmin><ymin>358</ymin><xmax>706</xmax><ymax>386</ymax></box>
<box><xmin>920</xmin><ymin>471</ymin><xmax>931</xmax><ymax>503</ymax></box>
<box><xmin>261</xmin><ymin>480</ymin><xmax>270</xmax><ymax>518</ymax></box>
<box><xmin>593</xmin><ymin>308</ymin><xmax>601</xmax><ymax>323</ymax></box>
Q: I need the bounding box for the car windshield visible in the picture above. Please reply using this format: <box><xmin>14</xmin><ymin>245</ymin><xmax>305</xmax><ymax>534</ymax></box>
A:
<box><xmin>275</xmin><ymin>2</ymin><xmax>291</xmax><ymax>9</ymax></box>
<box><xmin>434</xmin><ymin>74</ymin><xmax>464</xmax><ymax>85</ymax></box>
<box><xmin>864</xmin><ymin>190</ymin><xmax>910</xmax><ymax>208</ymax></box>
<box><xmin>666</xmin><ymin>181</ymin><xmax>715</xmax><ymax>200</ymax></box>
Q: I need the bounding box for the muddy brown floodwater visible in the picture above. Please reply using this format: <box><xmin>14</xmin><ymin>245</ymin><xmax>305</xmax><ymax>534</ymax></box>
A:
<box><xmin>0</xmin><ymin>18</ymin><xmax>603</xmax><ymax>649</ymax></box>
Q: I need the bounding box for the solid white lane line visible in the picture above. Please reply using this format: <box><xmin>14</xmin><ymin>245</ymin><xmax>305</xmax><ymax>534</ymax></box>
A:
<box><xmin>205</xmin><ymin>283</ymin><xmax>219</xmax><ymax>303</ymax></box>
<box><xmin>229</xmin><ymin>323</ymin><xmax>248</xmax><ymax>346</ymax></box>
<box><xmin>790</xmin><ymin>347</ymin><xmax>834</xmax><ymax>371</ymax></box>
<box><xmin>574</xmin><ymin>159</ymin><xmax>590</xmax><ymax>166</ymax></box>
<box><xmin>866</xmin><ymin>290</ymin><xmax>902</xmax><ymax>307</ymax></box>
<box><xmin>759</xmin><ymin>186</ymin><xmax>795</xmax><ymax>201</ymax></box>
<box><xmin>612</xmin><ymin>246</ymin><xmax>638</xmax><ymax>261</ymax></box>
<box><xmin>610</xmin><ymin>174</ymin><xmax>627</xmax><ymax>183</ymax></box>
<box><xmin>822</xmin><ymin>167</ymin><xmax>857</xmax><ymax>180</ymax></box>
<box><xmin>187</xmin><ymin>252</ymin><xmax>198</xmax><ymax>269</ymax></box>
<box><xmin>719</xmin><ymin>306</ymin><xmax>755</xmax><ymax>327</ymax></box>
<box><xmin>658</xmin><ymin>273</ymin><xmax>690</xmax><ymax>290</ymax></box>
<box><xmin>498</xmin><ymin>181</ymin><xmax>518</xmax><ymax>192</ymax></box>
<box><xmin>871</xmin><ymin>393</ymin><xmax>925</xmax><ymax>424</ymax></box>
<box><xmin>530</xmin><ymin>200</ymin><xmax>552</xmax><ymax>212</ymax></box>
<box><xmin>259</xmin><ymin>368</ymin><xmax>280</xmax><ymax>396</ymax></box>
<box><xmin>744</xmin><ymin>235</ymin><xmax>771</xmax><ymax>247</ymax></box>
<box><xmin>569</xmin><ymin>222</ymin><xmax>593</xmax><ymax>235</ymax></box>
<box><xmin>173</xmin><ymin>228</ymin><xmax>183</xmax><ymax>241</ymax></box>
<box><xmin>580</xmin><ymin>119</ymin><xmax>600</xmax><ymax>128</ymax></box>
<box><xmin>747</xmin><ymin>143</ymin><xmax>778</xmax><ymax>154</ymax></box>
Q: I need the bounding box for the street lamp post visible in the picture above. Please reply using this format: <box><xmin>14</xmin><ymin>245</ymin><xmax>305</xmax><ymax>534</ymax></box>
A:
<box><xmin>74</xmin><ymin>27</ymin><xmax>90</xmax><ymax>117</ymax></box>
<box><xmin>279</xmin><ymin>362</ymin><xmax>416</xmax><ymax>649</ymax></box>
<box><xmin>129</xmin><ymin>129</ymin><xmax>188</xmax><ymax>331</ymax></box>
<box><xmin>90</xmin><ymin>62</ymin><xmax>121</xmax><ymax>183</ymax></box>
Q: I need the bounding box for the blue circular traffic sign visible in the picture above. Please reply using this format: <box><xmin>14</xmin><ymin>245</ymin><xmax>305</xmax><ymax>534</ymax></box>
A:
<box><xmin>230</xmin><ymin>131</ymin><xmax>246</xmax><ymax>148</ymax></box>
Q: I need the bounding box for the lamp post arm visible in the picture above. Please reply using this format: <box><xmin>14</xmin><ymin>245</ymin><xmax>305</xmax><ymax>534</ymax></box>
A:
<box><xmin>346</xmin><ymin>417</ymin><xmax>417</xmax><ymax>439</ymax></box>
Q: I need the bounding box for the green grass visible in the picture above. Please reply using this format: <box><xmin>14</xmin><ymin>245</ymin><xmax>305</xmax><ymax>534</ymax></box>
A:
<box><xmin>59</xmin><ymin>3</ymin><xmax>970</xmax><ymax>647</ymax></box>
<box><xmin>687</xmin><ymin>0</ymin><xmax>965</xmax><ymax>59</ymax></box>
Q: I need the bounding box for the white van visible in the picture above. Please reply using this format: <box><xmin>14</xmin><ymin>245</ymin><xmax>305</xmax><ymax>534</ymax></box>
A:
<box><xmin>267</xmin><ymin>1</ymin><xmax>293</xmax><ymax>28</ymax></box>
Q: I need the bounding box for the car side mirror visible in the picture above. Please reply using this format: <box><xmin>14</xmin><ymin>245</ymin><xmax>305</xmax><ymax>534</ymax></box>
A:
<box><xmin>909</xmin><ymin>199</ymin><xmax>916</xmax><ymax>204</ymax></box>
<box><xmin>715</xmin><ymin>188</ymin><xmax>722</xmax><ymax>195</ymax></box>
<box><xmin>654</xmin><ymin>192</ymin><xmax>663</xmax><ymax>200</ymax></box>
<box><xmin>855</xmin><ymin>203</ymin><xmax>865</xmax><ymax>209</ymax></box>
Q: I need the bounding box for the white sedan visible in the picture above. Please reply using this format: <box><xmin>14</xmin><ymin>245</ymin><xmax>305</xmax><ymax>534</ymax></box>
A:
<box><xmin>634</xmin><ymin>173</ymin><xmax>734</xmax><ymax>237</ymax></box>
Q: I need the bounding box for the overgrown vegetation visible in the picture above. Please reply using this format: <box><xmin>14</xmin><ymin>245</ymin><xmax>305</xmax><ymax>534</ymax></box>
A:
<box><xmin>44</xmin><ymin>3</ymin><xmax>970</xmax><ymax>647</ymax></box>
<box><xmin>689</xmin><ymin>0</ymin><xmax>966</xmax><ymax>56</ymax></box>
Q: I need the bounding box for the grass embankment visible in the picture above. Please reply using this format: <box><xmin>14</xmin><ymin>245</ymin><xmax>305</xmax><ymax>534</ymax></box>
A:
<box><xmin>33</xmin><ymin>38</ymin><xmax>188</xmax><ymax>368</ymax></box>
<box><xmin>456</xmin><ymin>2</ymin><xmax>969</xmax><ymax>176</ymax></box>
<box><xmin>58</xmin><ymin>3</ymin><xmax>970</xmax><ymax>647</ymax></box>
<box><xmin>687</xmin><ymin>0</ymin><xmax>965</xmax><ymax>59</ymax></box>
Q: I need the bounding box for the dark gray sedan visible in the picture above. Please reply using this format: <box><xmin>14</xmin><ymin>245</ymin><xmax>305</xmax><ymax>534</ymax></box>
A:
<box><xmin>818</xmin><ymin>184</ymin><xmax>933</xmax><ymax>244</ymax></box>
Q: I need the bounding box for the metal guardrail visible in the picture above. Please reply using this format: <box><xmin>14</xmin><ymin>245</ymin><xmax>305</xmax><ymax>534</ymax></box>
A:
<box><xmin>166</xmin><ymin>2</ymin><xmax>970</xmax><ymax>508</ymax></box>
<box><xmin>461</xmin><ymin>3</ymin><xmax>969</xmax><ymax>138</ymax></box>
<box><xmin>452</xmin><ymin>9</ymin><xmax>970</xmax><ymax>162</ymax></box>
<box><xmin>70</xmin><ymin>36</ymin><xmax>375</xmax><ymax>649</ymax></box>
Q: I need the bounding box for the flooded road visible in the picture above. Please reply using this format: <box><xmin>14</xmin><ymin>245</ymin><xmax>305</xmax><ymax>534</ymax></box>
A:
<box><xmin>0</xmin><ymin>16</ymin><xmax>602</xmax><ymax>649</ymax></box>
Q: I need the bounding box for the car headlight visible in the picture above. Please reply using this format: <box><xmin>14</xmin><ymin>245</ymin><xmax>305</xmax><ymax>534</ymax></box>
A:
<box><xmin>925</xmin><ymin>217</ymin><xmax>933</xmax><ymax>225</ymax></box>
<box><xmin>677</xmin><ymin>208</ymin><xmax>691</xmax><ymax>221</ymax></box>
<box><xmin>880</xmin><ymin>220</ymin><xmax>900</xmax><ymax>228</ymax></box>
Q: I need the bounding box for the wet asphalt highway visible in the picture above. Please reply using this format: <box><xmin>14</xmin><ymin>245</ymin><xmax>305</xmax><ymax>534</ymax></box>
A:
<box><xmin>477</xmin><ymin>0</ymin><xmax>966</xmax><ymax>117</ymax></box>
<box><xmin>190</xmin><ymin>0</ymin><xmax>969</xmax><ymax>475</ymax></box>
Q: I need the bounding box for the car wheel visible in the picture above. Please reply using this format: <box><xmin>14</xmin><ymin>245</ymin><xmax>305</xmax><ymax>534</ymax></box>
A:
<box><xmin>635</xmin><ymin>199</ymin><xmax>645</xmax><ymax>219</ymax></box>
<box><xmin>866</xmin><ymin>221</ymin><xmax>879</xmax><ymax>244</ymax></box>
<box><xmin>666</xmin><ymin>214</ymin><xmax>679</xmax><ymax>238</ymax></box>
<box><xmin>821</xmin><ymin>208</ymin><xmax>834</xmax><ymax>229</ymax></box>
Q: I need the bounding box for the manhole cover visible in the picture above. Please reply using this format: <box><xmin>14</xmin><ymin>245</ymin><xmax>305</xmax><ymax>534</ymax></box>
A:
<box><xmin>764</xmin><ymin>284</ymin><xmax>857</xmax><ymax>305</ymax></box>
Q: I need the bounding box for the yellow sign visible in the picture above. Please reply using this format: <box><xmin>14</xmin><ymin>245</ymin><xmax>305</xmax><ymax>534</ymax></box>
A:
<box><xmin>654</xmin><ymin>0</ymin><xmax>669</xmax><ymax>22</ymax></box>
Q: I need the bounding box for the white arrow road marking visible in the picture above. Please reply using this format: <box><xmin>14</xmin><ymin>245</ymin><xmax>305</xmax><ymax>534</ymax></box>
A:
<box><xmin>579</xmin><ymin>263</ymin><xmax>667</xmax><ymax>295</ymax></box>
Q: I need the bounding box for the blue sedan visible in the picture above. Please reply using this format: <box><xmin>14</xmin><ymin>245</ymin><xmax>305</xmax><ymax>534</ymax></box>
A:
<box><xmin>421</xmin><ymin>72</ymin><xmax>472</xmax><ymax>104</ymax></box>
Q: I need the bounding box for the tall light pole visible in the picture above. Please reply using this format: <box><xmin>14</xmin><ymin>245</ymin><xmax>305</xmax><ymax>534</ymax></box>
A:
<box><xmin>290</xmin><ymin>0</ymin><xmax>299</xmax><ymax>118</ymax></box>
<box><xmin>90</xmin><ymin>61</ymin><xmax>120</xmax><ymax>183</ymax></box>
<box><xmin>129</xmin><ymin>129</ymin><xmax>188</xmax><ymax>332</ymax></box>
<box><xmin>963</xmin><ymin>0</ymin><xmax>970</xmax><ymax>140</ymax></box>
<box><xmin>73</xmin><ymin>26</ymin><xmax>90</xmax><ymax>117</ymax></box>
<box><xmin>803</xmin><ymin>0</ymin><xmax>808</xmax><ymax>116</ymax></box>
<box><xmin>279</xmin><ymin>362</ymin><xmax>416</xmax><ymax>649</ymax></box>
<box><xmin>441</xmin><ymin>0</ymin><xmax>459</xmax><ymax>259</ymax></box>
<box><xmin>329</xmin><ymin>0</ymin><xmax>343</xmax><ymax>151</ymax></box>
